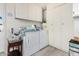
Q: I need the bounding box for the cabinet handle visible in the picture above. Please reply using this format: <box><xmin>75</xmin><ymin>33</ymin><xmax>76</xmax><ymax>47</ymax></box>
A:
<box><xmin>28</xmin><ymin>39</ymin><xmax>29</xmax><ymax>44</ymax></box>
<box><xmin>0</xmin><ymin>24</ymin><xmax>2</xmax><ymax>25</ymax></box>
<box><xmin>61</xmin><ymin>23</ymin><xmax>64</xmax><ymax>25</ymax></box>
<box><xmin>0</xmin><ymin>30</ymin><xmax>1</xmax><ymax>32</ymax></box>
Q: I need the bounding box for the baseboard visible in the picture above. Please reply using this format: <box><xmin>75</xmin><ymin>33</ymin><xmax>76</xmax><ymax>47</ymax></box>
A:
<box><xmin>39</xmin><ymin>45</ymin><xmax>49</xmax><ymax>51</ymax></box>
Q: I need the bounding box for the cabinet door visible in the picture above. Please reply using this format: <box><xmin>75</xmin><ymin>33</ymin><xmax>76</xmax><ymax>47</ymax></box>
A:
<box><xmin>28</xmin><ymin>4</ymin><xmax>42</xmax><ymax>22</ymax></box>
<box><xmin>26</xmin><ymin>31</ymin><xmax>40</xmax><ymax>55</ymax></box>
<box><xmin>40</xmin><ymin>30</ymin><xmax>48</xmax><ymax>49</ymax></box>
<box><xmin>23</xmin><ymin>34</ymin><xmax>30</xmax><ymax>56</ymax></box>
<box><xmin>15</xmin><ymin>3</ymin><xmax>29</xmax><ymax>19</ymax></box>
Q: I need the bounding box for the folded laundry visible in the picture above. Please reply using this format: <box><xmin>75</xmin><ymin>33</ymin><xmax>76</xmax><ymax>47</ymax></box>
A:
<box><xmin>69</xmin><ymin>39</ymin><xmax>79</xmax><ymax>56</ymax></box>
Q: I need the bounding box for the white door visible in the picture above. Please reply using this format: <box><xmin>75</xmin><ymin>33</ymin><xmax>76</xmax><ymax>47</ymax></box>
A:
<box><xmin>51</xmin><ymin>11</ymin><xmax>62</xmax><ymax>50</ymax></box>
<box><xmin>48</xmin><ymin>6</ymin><xmax>62</xmax><ymax>50</ymax></box>
<box><xmin>0</xmin><ymin>4</ymin><xmax>5</xmax><ymax>52</ymax></box>
<box><xmin>47</xmin><ymin>4</ymin><xmax>73</xmax><ymax>52</ymax></box>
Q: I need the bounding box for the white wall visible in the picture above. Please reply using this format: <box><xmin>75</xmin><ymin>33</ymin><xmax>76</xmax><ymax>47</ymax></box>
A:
<box><xmin>74</xmin><ymin>18</ymin><xmax>79</xmax><ymax>36</ymax></box>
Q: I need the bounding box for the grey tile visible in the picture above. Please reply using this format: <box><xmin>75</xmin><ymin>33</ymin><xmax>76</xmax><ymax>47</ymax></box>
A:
<box><xmin>32</xmin><ymin>46</ymin><xmax>68</xmax><ymax>56</ymax></box>
<box><xmin>0</xmin><ymin>52</ymin><xmax>6</xmax><ymax>56</ymax></box>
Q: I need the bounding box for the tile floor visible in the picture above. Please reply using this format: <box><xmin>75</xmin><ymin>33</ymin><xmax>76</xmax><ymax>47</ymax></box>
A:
<box><xmin>32</xmin><ymin>46</ymin><xmax>68</xmax><ymax>56</ymax></box>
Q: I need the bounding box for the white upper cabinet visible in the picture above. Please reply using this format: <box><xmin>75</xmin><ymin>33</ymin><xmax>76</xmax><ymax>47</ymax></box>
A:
<box><xmin>15</xmin><ymin>3</ymin><xmax>42</xmax><ymax>22</ymax></box>
<box><xmin>28</xmin><ymin>4</ymin><xmax>42</xmax><ymax>22</ymax></box>
<box><xmin>73</xmin><ymin>3</ymin><xmax>79</xmax><ymax>17</ymax></box>
<box><xmin>15</xmin><ymin>3</ymin><xmax>29</xmax><ymax>19</ymax></box>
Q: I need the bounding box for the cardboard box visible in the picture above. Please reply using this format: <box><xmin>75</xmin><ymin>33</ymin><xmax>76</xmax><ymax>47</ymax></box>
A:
<box><xmin>74</xmin><ymin>36</ymin><xmax>79</xmax><ymax>42</ymax></box>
